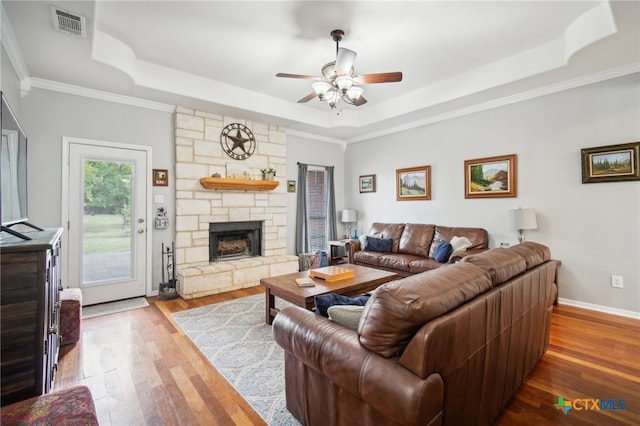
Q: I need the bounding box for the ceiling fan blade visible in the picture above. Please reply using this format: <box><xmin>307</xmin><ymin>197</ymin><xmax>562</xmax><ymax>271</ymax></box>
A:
<box><xmin>297</xmin><ymin>92</ymin><xmax>318</xmax><ymax>103</ymax></box>
<box><xmin>276</xmin><ymin>73</ymin><xmax>319</xmax><ymax>80</ymax></box>
<box><xmin>354</xmin><ymin>96</ymin><xmax>367</xmax><ymax>107</ymax></box>
<box><xmin>335</xmin><ymin>47</ymin><xmax>356</xmax><ymax>76</ymax></box>
<box><xmin>357</xmin><ymin>72</ymin><xmax>403</xmax><ymax>84</ymax></box>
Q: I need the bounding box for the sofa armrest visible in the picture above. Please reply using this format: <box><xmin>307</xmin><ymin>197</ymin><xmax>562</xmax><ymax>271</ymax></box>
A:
<box><xmin>449</xmin><ymin>247</ymin><xmax>488</xmax><ymax>263</ymax></box>
<box><xmin>273</xmin><ymin>306</ymin><xmax>443</xmax><ymax>425</ymax></box>
<box><xmin>344</xmin><ymin>240</ymin><xmax>361</xmax><ymax>263</ymax></box>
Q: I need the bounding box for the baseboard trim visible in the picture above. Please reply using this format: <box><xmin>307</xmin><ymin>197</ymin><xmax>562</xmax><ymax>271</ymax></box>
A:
<box><xmin>557</xmin><ymin>298</ymin><xmax>640</xmax><ymax>319</ymax></box>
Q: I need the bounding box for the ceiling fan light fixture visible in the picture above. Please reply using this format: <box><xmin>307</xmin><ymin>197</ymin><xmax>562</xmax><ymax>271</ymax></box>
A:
<box><xmin>325</xmin><ymin>88</ymin><xmax>339</xmax><ymax>108</ymax></box>
<box><xmin>312</xmin><ymin>81</ymin><xmax>331</xmax><ymax>100</ymax></box>
<box><xmin>335</xmin><ymin>75</ymin><xmax>354</xmax><ymax>93</ymax></box>
<box><xmin>345</xmin><ymin>85</ymin><xmax>363</xmax><ymax>101</ymax></box>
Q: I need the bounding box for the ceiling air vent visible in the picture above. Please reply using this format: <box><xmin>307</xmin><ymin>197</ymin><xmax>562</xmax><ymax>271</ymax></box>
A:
<box><xmin>51</xmin><ymin>6</ymin><xmax>86</xmax><ymax>37</ymax></box>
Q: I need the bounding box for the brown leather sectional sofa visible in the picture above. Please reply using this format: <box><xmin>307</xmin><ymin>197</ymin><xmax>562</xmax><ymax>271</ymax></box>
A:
<box><xmin>346</xmin><ymin>223</ymin><xmax>489</xmax><ymax>277</ymax></box>
<box><xmin>273</xmin><ymin>242</ymin><xmax>558</xmax><ymax>426</ymax></box>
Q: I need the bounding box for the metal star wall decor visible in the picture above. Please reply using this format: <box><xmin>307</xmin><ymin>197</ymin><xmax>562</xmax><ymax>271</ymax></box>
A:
<box><xmin>220</xmin><ymin>123</ymin><xmax>256</xmax><ymax>160</ymax></box>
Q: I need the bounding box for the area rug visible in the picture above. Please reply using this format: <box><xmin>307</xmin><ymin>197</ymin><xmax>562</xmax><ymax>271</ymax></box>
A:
<box><xmin>172</xmin><ymin>294</ymin><xmax>300</xmax><ymax>425</ymax></box>
<box><xmin>82</xmin><ymin>297</ymin><xmax>149</xmax><ymax>319</ymax></box>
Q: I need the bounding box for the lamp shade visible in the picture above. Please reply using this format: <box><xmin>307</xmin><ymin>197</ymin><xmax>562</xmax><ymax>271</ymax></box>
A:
<box><xmin>507</xmin><ymin>208</ymin><xmax>538</xmax><ymax>230</ymax></box>
<box><xmin>341</xmin><ymin>209</ymin><xmax>357</xmax><ymax>223</ymax></box>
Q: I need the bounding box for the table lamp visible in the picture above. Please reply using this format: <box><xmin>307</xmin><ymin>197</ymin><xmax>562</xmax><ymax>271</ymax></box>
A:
<box><xmin>507</xmin><ymin>208</ymin><xmax>537</xmax><ymax>243</ymax></box>
<box><xmin>341</xmin><ymin>209</ymin><xmax>357</xmax><ymax>239</ymax></box>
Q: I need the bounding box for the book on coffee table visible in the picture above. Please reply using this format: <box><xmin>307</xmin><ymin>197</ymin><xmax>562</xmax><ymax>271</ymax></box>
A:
<box><xmin>295</xmin><ymin>277</ymin><xmax>316</xmax><ymax>287</ymax></box>
<box><xmin>309</xmin><ymin>266</ymin><xmax>355</xmax><ymax>282</ymax></box>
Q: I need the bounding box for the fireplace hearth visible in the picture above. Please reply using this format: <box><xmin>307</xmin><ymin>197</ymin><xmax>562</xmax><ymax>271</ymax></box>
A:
<box><xmin>210</xmin><ymin>221</ymin><xmax>262</xmax><ymax>262</ymax></box>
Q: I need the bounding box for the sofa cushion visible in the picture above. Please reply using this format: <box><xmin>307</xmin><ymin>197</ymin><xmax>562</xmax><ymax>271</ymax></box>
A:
<box><xmin>508</xmin><ymin>241</ymin><xmax>551</xmax><ymax>268</ymax></box>
<box><xmin>315</xmin><ymin>293</ymin><xmax>371</xmax><ymax>317</ymax></box>
<box><xmin>398</xmin><ymin>224</ymin><xmax>435</xmax><ymax>257</ymax></box>
<box><xmin>367</xmin><ymin>236</ymin><xmax>393</xmax><ymax>252</ymax></box>
<box><xmin>434</xmin><ymin>241</ymin><xmax>453</xmax><ymax>262</ymax></box>
<box><xmin>429</xmin><ymin>226</ymin><xmax>488</xmax><ymax>258</ymax></box>
<box><xmin>378</xmin><ymin>253</ymin><xmax>423</xmax><ymax>272</ymax></box>
<box><xmin>353</xmin><ymin>250</ymin><xmax>384</xmax><ymax>266</ymax></box>
<box><xmin>359</xmin><ymin>263</ymin><xmax>492</xmax><ymax>357</ymax></box>
<box><xmin>461</xmin><ymin>248</ymin><xmax>526</xmax><ymax>286</ymax></box>
<box><xmin>369</xmin><ymin>223</ymin><xmax>406</xmax><ymax>253</ymax></box>
<box><xmin>407</xmin><ymin>258</ymin><xmax>443</xmax><ymax>274</ymax></box>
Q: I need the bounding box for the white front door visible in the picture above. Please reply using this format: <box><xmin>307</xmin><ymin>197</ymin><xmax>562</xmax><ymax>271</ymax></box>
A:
<box><xmin>64</xmin><ymin>138</ymin><xmax>150</xmax><ymax>305</ymax></box>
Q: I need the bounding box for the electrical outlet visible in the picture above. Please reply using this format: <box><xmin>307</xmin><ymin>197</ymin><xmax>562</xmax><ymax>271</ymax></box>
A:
<box><xmin>611</xmin><ymin>275</ymin><xmax>624</xmax><ymax>289</ymax></box>
<box><xmin>500</xmin><ymin>242</ymin><xmax>510</xmax><ymax>248</ymax></box>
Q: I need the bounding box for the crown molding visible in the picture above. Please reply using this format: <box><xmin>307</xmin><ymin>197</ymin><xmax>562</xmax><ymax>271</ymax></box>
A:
<box><xmin>345</xmin><ymin>63</ymin><xmax>640</xmax><ymax>144</ymax></box>
<box><xmin>29</xmin><ymin>78</ymin><xmax>176</xmax><ymax>113</ymax></box>
<box><xmin>1</xmin><ymin>6</ymin><xmax>30</xmax><ymax>94</ymax></box>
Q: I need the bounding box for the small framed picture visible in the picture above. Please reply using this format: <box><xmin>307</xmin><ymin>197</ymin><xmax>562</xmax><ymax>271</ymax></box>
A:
<box><xmin>581</xmin><ymin>142</ymin><xmax>640</xmax><ymax>183</ymax></box>
<box><xmin>464</xmin><ymin>154</ymin><xmax>517</xmax><ymax>198</ymax></box>
<box><xmin>153</xmin><ymin>169</ymin><xmax>168</xmax><ymax>186</ymax></box>
<box><xmin>287</xmin><ymin>180</ymin><xmax>296</xmax><ymax>192</ymax></box>
<box><xmin>396</xmin><ymin>166</ymin><xmax>431</xmax><ymax>201</ymax></box>
<box><xmin>359</xmin><ymin>174</ymin><xmax>376</xmax><ymax>193</ymax></box>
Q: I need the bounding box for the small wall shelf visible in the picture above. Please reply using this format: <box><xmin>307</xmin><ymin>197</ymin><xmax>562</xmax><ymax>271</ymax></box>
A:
<box><xmin>199</xmin><ymin>177</ymin><xmax>279</xmax><ymax>191</ymax></box>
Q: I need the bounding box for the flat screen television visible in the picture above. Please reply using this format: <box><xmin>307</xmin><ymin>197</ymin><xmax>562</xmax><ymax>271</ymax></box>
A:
<box><xmin>1</xmin><ymin>91</ymin><xmax>41</xmax><ymax>240</ymax></box>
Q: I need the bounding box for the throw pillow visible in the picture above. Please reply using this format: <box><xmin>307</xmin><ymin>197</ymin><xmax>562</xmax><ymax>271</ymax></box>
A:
<box><xmin>328</xmin><ymin>305</ymin><xmax>365</xmax><ymax>331</ymax></box>
<box><xmin>359</xmin><ymin>233</ymin><xmax>383</xmax><ymax>250</ymax></box>
<box><xmin>450</xmin><ymin>236</ymin><xmax>473</xmax><ymax>256</ymax></box>
<box><xmin>314</xmin><ymin>293</ymin><xmax>371</xmax><ymax>317</ymax></box>
<box><xmin>434</xmin><ymin>240</ymin><xmax>453</xmax><ymax>262</ymax></box>
<box><xmin>366</xmin><ymin>236</ymin><xmax>393</xmax><ymax>253</ymax></box>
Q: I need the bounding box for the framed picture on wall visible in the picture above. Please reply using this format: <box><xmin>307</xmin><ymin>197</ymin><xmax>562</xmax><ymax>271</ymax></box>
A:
<box><xmin>359</xmin><ymin>174</ymin><xmax>376</xmax><ymax>193</ymax></box>
<box><xmin>581</xmin><ymin>142</ymin><xmax>640</xmax><ymax>183</ymax></box>
<box><xmin>396</xmin><ymin>166</ymin><xmax>431</xmax><ymax>201</ymax></box>
<box><xmin>464</xmin><ymin>154</ymin><xmax>517</xmax><ymax>198</ymax></box>
<box><xmin>153</xmin><ymin>169</ymin><xmax>168</xmax><ymax>186</ymax></box>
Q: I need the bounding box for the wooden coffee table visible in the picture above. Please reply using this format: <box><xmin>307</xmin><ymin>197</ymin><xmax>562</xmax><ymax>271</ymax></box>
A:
<box><xmin>260</xmin><ymin>264</ymin><xmax>397</xmax><ymax>324</ymax></box>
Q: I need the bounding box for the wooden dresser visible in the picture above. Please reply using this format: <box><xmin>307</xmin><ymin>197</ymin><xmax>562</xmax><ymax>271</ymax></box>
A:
<box><xmin>0</xmin><ymin>228</ymin><xmax>63</xmax><ymax>406</ymax></box>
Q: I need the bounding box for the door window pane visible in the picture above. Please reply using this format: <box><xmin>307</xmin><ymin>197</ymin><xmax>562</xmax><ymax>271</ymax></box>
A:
<box><xmin>82</xmin><ymin>160</ymin><xmax>134</xmax><ymax>284</ymax></box>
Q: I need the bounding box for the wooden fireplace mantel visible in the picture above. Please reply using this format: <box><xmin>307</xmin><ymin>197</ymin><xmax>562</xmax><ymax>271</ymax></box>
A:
<box><xmin>199</xmin><ymin>177</ymin><xmax>279</xmax><ymax>191</ymax></box>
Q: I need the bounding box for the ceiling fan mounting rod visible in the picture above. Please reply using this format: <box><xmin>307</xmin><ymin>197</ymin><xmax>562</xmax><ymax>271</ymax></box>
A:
<box><xmin>331</xmin><ymin>29</ymin><xmax>344</xmax><ymax>54</ymax></box>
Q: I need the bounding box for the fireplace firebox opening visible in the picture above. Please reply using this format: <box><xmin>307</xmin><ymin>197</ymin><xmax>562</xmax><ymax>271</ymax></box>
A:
<box><xmin>209</xmin><ymin>221</ymin><xmax>262</xmax><ymax>262</ymax></box>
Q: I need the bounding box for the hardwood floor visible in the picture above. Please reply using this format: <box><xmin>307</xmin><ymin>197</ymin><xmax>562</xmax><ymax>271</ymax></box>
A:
<box><xmin>55</xmin><ymin>288</ymin><xmax>640</xmax><ymax>425</ymax></box>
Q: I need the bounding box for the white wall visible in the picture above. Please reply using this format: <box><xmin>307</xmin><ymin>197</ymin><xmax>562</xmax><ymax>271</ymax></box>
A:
<box><xmin>20</xmin><ymin>88</ymin><xmax>175</xmax><ymax>292</ymax></box>
<box><xmin>345</xmin><ymin>74</ymin><xmax>640</xmax><ymax>315</ymax></box>
<box><xmin>1</xmin><ymin>45</ymin><xmax>22</xmax><ymax>119</ymax></box>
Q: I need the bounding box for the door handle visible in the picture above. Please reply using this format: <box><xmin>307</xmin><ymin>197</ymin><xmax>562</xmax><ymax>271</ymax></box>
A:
<box><xmin>138</xmin><ymin>229</ymin><xmax>145</xmax><ymax>234</ymax></box>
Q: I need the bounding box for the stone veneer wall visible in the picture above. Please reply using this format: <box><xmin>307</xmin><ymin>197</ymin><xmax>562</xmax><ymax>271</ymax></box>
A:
<box><xmin>174</xmin><ymin>107</ymin><xmax>298</xmax><ymax>299</ymax></box>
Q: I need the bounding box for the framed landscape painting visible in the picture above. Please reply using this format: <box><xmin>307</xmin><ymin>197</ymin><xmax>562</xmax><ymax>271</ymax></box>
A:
<box><xmin>396</xmin><ymin>166</ymin><xmax>431</xmax><ymax>201</ymax></box>
<box><xmin>464</xmin><ymin>154</ymin><xmax>517</xmax><ymax>198</ymax></box>
<box><xmin>581</xmin><ymin>142</ymin><xmax>640</xmax><ymax>183</ymax></box>
<box><xmin>359</xmin><ymin>174</ymin><xmax>376</xmax><ymax>193</ymax></box>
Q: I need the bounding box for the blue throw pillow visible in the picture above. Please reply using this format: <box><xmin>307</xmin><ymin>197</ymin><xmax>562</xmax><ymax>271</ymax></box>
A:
<box><xmin>314</xmin><ymin>293</ymin><xmax>371</xmax><ymax>317</ymax></box>
<box><xmin>434</xmin><ymin>241</ymin><xmax>453</xmax><ymax>263</ymax></box>
<box><xmin>366</xmin><ymin>236</ymin><xmax>393</xmax><ymax>253</ymax></box>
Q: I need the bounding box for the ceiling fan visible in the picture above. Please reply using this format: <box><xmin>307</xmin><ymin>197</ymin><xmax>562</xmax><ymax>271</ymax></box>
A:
<box><xmin>276</xmin><ymin>29</ymin><xmax>403</xmax><ymax>109</ymax></box>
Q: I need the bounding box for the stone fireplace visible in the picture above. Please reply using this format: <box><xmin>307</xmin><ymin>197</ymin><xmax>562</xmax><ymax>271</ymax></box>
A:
<box><xmin>174</xmin><ymin>107</ymin><xmax>298</xmax><ymax>299</ymax></box>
